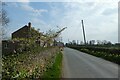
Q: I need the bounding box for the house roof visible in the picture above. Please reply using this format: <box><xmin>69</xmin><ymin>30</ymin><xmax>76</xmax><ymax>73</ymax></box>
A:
<box><xmin>12</xmin><ymin>25</ymin><xmax>28</xmax><ymax>34</ymax></box>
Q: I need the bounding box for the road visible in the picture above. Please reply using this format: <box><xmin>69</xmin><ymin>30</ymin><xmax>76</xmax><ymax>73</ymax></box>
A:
<box><xmin>62</xmin><ymin>47</ymin><xmax>119</xmax><ymax>78</ymax></box>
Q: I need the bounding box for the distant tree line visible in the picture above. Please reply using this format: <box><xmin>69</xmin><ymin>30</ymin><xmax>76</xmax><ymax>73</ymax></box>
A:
<box><xmin>66</xmin><ymin>40</ymin><xmax>120</xmax><ymax>47</ymax></box>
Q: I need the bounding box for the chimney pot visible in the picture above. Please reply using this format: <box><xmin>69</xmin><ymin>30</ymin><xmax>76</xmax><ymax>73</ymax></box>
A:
<box><xmin>28</xmin><ymin>22</ymin><xmax>31</xmax><ymax>28</ymax></box>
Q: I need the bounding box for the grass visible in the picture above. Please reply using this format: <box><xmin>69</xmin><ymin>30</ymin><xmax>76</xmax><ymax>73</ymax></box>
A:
<box><xmin>41</xmin><ymin>51</ymin><xmax>63</xmax><ymax>79</ymax></box>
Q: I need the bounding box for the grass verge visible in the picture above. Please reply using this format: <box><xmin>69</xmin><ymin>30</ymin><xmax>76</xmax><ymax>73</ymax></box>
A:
<box><xmin>41</xmin><ymin>51</ymin><xmax>63</xmax><ymax>79</ymax></box>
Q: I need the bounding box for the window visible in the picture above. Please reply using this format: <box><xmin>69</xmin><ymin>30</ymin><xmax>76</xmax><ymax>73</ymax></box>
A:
<box><xmin>5</xmin><ymin>43</ymin><xmax>8</xmax><ymax>49</ymax></box>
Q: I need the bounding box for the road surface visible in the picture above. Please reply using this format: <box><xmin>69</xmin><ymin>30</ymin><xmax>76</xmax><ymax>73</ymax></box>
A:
<box><xmin>62</xmin><ymin>47</ymin><xmax>119</xmax><ymax>78</ymax></box>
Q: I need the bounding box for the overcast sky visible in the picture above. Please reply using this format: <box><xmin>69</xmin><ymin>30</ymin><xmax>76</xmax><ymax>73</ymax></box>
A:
<box><xmin>3</xmin><ymin>0</ymin><xmax>119</xmax><ymax>43</ymax></box>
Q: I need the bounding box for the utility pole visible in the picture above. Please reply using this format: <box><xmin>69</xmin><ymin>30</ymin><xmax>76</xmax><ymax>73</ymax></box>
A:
<box><xmin>81</xmin><ymin>20</ymin><xmax>87</xmax><ymax>45</ymax></box>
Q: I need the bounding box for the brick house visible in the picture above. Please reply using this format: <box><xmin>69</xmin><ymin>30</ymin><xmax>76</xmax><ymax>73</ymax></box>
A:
<box><xmin>2</xmin><ymin>22</ymin><xmax>40</xmax><ymax>55</ymax></box>
<box><xmin>2</xmin><ymin>22</ymin><xmax>54</xmax><ymax>55</ymax></box>
<box><xmin>12</xmin><ymin>22</ymin><xmax>31</xmax><ymax>39</ymax></box>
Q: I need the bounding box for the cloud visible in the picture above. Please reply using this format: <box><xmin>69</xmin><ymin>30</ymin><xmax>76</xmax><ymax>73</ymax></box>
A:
<box><xmin>3</xmin><ymin>0</ymin><xmax>30</xmax><ymax>2</ymax></box>
<box><xmin>17</xmin><ymin>0</ymin><xmax>30</xmax><ymax>2</ymax></box>
<box><xmin>7</xmin><ymin>2</ymin><xmax>118</xmax><ymax>43</ymax></box>
<box><xmin>52</xmin><ymin>2</ymin><xmax>118</xmax><ymax>43</ymax></box>
<box><xmin>32</xmin><ymin>9</ymin><xmax>48</xmax><ymax>16</ymax></box>
<box><xmin>3</xmin><ymin>0</ymin><xmax>120</xmax><ymax>3</ymax></box>
<box><xmin>20</xmin><ymin>3</ymin><xmax>48</xmax><ymax>16</ymax></box>
<box><xmin>102</xmin><ymin>8</ymin><xmax>117</xmax><ymax>15</ymax></box>
<box><xmin>9</xmin><ymin>2</ymin><xmax>18</xmax><ymax>7</ymax></box>
<box><xmin>29</xmin><ymin>17</ymin><xmax>53</xmax><ymax>33</ymax></box>
<box><xmin>20</xmin><ymin>3</ymin><xmax>33</xmax><ymax>11</ymax></box>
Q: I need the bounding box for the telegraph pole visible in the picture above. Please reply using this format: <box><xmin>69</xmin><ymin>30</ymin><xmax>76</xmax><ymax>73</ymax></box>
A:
<box><xmin>81</xmin><ymin>20</ymin><xmax>87</xmax><ymax>45</ymax></box>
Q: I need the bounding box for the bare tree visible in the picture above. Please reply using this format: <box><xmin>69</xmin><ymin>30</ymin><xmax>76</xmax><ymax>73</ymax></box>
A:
<box><xmin>0</xmin><ymin>1</ymin><xmax>9</xmax><ymax>26</ymax></box>
<box><xmin>0</xmin><ymin>1</ymin><xmax>10</xmax><ymax>39</ymax></box>
<box><xmin>1</xmin><ymin>9</ymin><xmax>9</xmax><ymax>26</ymax></box>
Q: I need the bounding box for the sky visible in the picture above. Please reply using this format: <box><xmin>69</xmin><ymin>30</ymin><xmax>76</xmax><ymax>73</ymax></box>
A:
<box><xmin>3</xmin><ymin>0</ymin><xmax>119</xmax><ymax>44</ymax></box>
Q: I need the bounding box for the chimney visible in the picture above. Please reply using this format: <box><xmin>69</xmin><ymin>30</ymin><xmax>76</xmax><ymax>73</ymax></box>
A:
<box><xmin>28</xmin><ymin>22</ymin><xmax>31</xmax><ymax>37</ymax></box>
<box><xmin>28</xmin><ymin>22</ymin><xmax>31</xmax><ymax>28</ymax></box>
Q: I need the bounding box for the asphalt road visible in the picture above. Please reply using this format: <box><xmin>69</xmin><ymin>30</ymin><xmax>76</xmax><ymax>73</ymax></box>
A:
<box><xmin>62</xmin><ymin>47</ymin><xmax>119</xmax><ymax>78</ymax></box>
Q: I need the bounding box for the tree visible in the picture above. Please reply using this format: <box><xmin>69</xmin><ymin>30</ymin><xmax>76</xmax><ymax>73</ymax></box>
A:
<box><xmin>0</xmin><ymin>1</ymin><xmax>10</xmax><ymax>39</ymax></box>
<box><xmin>106</xmin><ymin>41</ymin><xmax>112</xmax><ymax>45</ymax></box>
<box><xmin>102</xmin><ymin>40</ymin><xmax>108</xmax><ymax>45</ymax></box>
<box><xmin>46</xmin><ymin>29</ymin><xmax>55</xmax><ymax>38</ymax></box>
<box><xmin>0</xmin><ymin>1</ymin><xmax>9</xmax><ymax>26</ymax></box>
<box><xmin>72</xmin><ymin>40</ymin><xmax>76</xmax><ymax>45</ymax></box>
<box><xmin>97</xmin><ymin>40</ymin><xmax>102</xmax><ymax>45</ymax></box>
<box><xmin>89</xmin><ymin>40</ymin><xmax>95</xmax><ymax>45</ymax></box>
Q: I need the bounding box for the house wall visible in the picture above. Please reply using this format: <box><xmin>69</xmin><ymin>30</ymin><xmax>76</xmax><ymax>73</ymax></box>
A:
<box><xmin>2</xmin><ymin>40</ymin><xmax>21</xmax><ymax>55</ymax></box>
<box><xmin>12</xmin><ymin>22</ymin><xmax>31</xmax><ymax>39</ymax></box>
<box><xmin>12</xmin><ymin>25</ymin><xmax>30</xmax><ymax>39</ymax></box>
